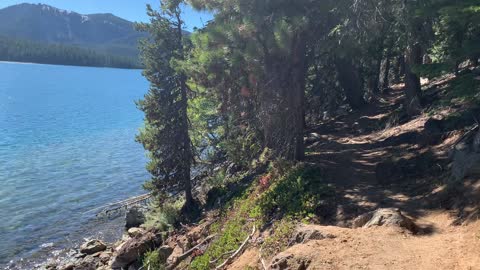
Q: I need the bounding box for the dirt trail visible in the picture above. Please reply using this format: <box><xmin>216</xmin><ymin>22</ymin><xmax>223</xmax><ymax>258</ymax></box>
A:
<box><xmin>272</xmin><ymin>215</ymin><xmax>480</xmax><ymax>270</ymax></box>
<box><xmin>276</xmin><ymin>85</ymin><xmax>480</xmax><ymax>270</ymax></box>
<box><xmin>304</xmin><ymin>86</ymin><xmax>459</xmax><ymax>223</ymax></box>
<box><xmin>230</xmin><ymin>86</ymin><xmax>480</xmax><ymax>269</ymax></box>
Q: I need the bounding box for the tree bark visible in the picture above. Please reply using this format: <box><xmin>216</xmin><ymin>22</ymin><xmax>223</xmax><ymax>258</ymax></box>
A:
<box><xmin>404</xmin><ymin>43</ymin><xmax>422</xmax><ymax>116</ymax></box>
<box><xmin>335</xmin><ymin>57</ymin><xmax>366</xmax><ymax>110</ymax></box>
<box><xmin>367</xmin><ymin>58</ymin><xmax>381</xmax><ymax>96</ymax></box>
<box><xmin>379</xmin><ymin>55</ymin><xmax>391</xmax><ymax>92</ymax></box>
<box><xmin>175</xmin><ymin>9</ymin><xmax>193</xmax><ymax>208</ymax></box>
<box><xmin>262</xmin><ymin>34</ymin><xmax>307</xmax><ymax>161</ymax></box>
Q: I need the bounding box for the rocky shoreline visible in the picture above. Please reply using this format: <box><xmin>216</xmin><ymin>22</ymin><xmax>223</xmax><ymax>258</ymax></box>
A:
<box><xmin>36</xmin><ymin>206</ymin><xmax>152</xmax><ymax>270</ymax></box>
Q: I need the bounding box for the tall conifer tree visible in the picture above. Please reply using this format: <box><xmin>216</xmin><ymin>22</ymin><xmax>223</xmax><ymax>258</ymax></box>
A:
<box><xmin>136</xmin><ymin>1</ymin><xmax>194</xmax><ymax>208</ymax></box>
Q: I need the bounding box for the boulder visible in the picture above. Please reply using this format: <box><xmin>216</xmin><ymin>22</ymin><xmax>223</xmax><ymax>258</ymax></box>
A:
<box><xmin>450</xmin><ymin>129</ymin><xmax>480</xmax><ymax>184</ymax></box>
<box><xmin>111</xmin><ymin>230</ymin><xmax>162</xmax><ymax>269</ymax></box>
<box><xmin>127</xmin><ymin>227</ymin><xmax>145</xmax><ymax>238</ymax></box>
<box><xmin>125</xmin><ymin>206</ymin><xmax>147</xmax><ymax>229</ymax></box>
<box><xmin>352</xmin><ymin>208</ymin><xmax>417</xmax><ymax>233</ymax></box>
<box><xmin>80</xmin><ymin>240</ymin><xmax>107</xmax><ymax>255</ymax></box>
<box><xmin>288</xmin><ymin>226</ymin><xmax>335</xmax><ymax>246</ymax></box>
<box><xmin>127</xmin><ymin>261</ymin><xmax>142</xmax><ymax>270</ymax></box>
<box><xmin>270</xmin><ymin>254</ymin><xmax>311</xmax><ymax>270</ymax></box>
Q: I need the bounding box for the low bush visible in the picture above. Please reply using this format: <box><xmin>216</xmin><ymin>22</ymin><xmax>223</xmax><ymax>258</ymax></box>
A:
<box><xmin>142</xmin><ymin>250</ymin><xmax>165</xmax><ymax>270</ymax></box>
<box><xmin>261</xmin><ymin>217</ymin><xmax>296</xmax><ymax>258</ymax></box>
<box><xmin>259</xmin><ymin>165</ymin><xmax>335</xmax><ymax>218</ymax></box>
<box><xmin>144</xmin><ymin>200</ymin><xmax>183</xmax><ymax>231</ymax></box>
<box><xmin>191</xmin><ymin>190</ymin><xmax>261</xmax><ymax>270</ymax></box>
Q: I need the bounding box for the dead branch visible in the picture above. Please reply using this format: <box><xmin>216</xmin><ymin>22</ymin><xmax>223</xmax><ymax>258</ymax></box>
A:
<box><xmin>215</xmin><ymin>225</ymin><xmax>256</xmax><ymax>270</ymax></box>
<box><xmin>209</xmin><ymin>250</ymin><xmax>236</xmax><ymax>264</ymax></box>
<box><xmin>166</xmin><ymin>234</ymin><xmax>217</xmax><ymax>270</ymax></box>
<box><xmin>259</xmin><ymin>247</ymin><xmax>267</xmax><ymax>270</ymax></box>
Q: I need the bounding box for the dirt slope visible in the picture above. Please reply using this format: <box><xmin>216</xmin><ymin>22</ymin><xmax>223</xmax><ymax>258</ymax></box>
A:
<box><xmin>271</xmin><ymin>215</ymin><xmax>480</xmax><ymax>270</ymax></box>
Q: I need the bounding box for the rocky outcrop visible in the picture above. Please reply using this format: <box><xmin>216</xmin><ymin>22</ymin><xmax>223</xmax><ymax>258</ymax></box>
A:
<box><xmin>288</xmin><ymin>226</ymin><xmax>335</xmax><ymax>246</ymax></box>
<box><xmin>125</xmin><ymin>206</ymin><xmax>147</xmax><ymax>229</ymax></box>
<box><xmin>79</xmin><ymin>239</ymin><xmax>107</xmax><ymax>255</ymax></box>
<box><xmin>111</xmin><ymin>230</ymin><xmax>162</xmax><ymax>269</ymax></box>
<box><xmin>270</xmin><ymin>254</ymin><xmax>311</xmax><ymax>270</ymax></box>
<box><xmin>352</xmin><ymin>208</ymin><xmax>417</xmax><ymax>233</ymax></box>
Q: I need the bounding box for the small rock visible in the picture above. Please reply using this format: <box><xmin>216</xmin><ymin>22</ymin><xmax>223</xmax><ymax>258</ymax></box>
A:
<box><xmin>270</xmin><ymin>254</ymin><xmax>311</xmax><ymax>270</ymax></box>
<box><xmin>45</xmin><ymin>262</ymin><xmax>58</xmax><ymax>270</ymax></box>
<box><xmin>99</xmin><ymin>251</ymin><xmax>113</xmax><ymax>264</ymax></box>
<box><xmin>80</xmin><ymin>240</ymin><xmax>107</xmax><ymax>255</ymax></box>
<box><xmin>127</xmin><ymin>227</ymin><xmax>145</xmax><ymax>238</ymax></box>
<box><xmin>352</xmin><ymin>208</ymin><xmax>417</xmax><ymax>233</ymax></box>
<box><xmin>74</xmin><ymin>256</ymin><xmax>97</xmax><ymax>270</ymax></box>
<box><xmin>167</xmin><ymin>245</ymin><xmax>184</xmax><ymax>265</ymax></box>
<box><xmin>288</xmin><ymin>226</ymin><xmax>335</xmax><ymax>246</ymax></box>
<box><xmin>59</xmin><ymin>264</ymin><xmax>74</xmax><ymax>270</ymax></box>
<box><xmin>158</xmin><ymin>245</ymin><xmax>174</xmax><ymax>263</ymax></box>
<box><xmin>125</xmin><ymin>206</ymin><xmax>147</xmax><ymax>229</ymax></box>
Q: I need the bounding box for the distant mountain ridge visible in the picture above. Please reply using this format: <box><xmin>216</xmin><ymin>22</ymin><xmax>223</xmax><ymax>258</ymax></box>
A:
<box><xmin>0</xmin><ymin>3</ymin><xmax>145</xmax><ymax>57</ymax></box>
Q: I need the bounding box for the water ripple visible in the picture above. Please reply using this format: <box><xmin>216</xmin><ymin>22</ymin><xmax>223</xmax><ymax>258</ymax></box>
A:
<box><xmin>0</xmin><ymin>62</ymin><xmax>150</xmax><ymax>266</ymax></box>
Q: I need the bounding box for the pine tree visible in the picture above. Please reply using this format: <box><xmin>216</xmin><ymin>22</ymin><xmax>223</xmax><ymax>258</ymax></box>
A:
<box><xmin>136</xmin><ymin>1</ymin><xmax>194</xmax><ymax>208</ymax></box>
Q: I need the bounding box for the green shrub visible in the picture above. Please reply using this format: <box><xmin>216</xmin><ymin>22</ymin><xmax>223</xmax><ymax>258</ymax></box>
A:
<box><xmin>259</xmin><ymin>165</ymin><xmax>335</xmax><ymax>218</ymax></box>
<box><xmin>413</xmin><ymin>63</ymin><xmax>451</xmax><ymax>79</ymax></box>
<box><xmin>261</xmin><ymin>217</ymin><xmax>296</xmax><ymax>258</ymax></box>
<box><xmin>142</xmin><ymin>250</ymin><xmax>165</xmax><ymax>270</ymax></box>
<box><xmin>191</xmin><ymin>190</ymin><xmax>260</xmax><ymax>270</ymax></box>
<box><xmin>144</xmin><ymin>200</ymin><xmax>183</xmax><ymax>231</ymax></box>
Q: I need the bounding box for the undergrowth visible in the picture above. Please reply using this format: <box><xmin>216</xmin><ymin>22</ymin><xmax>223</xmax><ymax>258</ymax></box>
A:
<box><xmin>142</xmin><ymin>250</ymin><xmax>165</xmax><ymax>270</ymax></box>
<box><xmin>144</xmin><ymin>199</ymin><xmax>184</xmax><ymax>231</ymax></box>
<box><xmin>432</xmin><ymin>73</ymin><xmax>480</xmax><ymax>109</ymax></box>
<box><xmin>191</xmin><ymin>188</ymin><xmax>261</xmax><ymax>270</ymax></box>
<box><xmin>191</xmin><ymin>162</ymin><xmax>333</xmax><ymax>269</ymax></box>
<box><xmin>261</xmin><ymin>217</ymin><xmax>296</xmax><ymax>258</ymax></box>
<box><xmin>259</xmin><ymin>165</ymin><xmax>335</xmax><ymax>218</ymax></box>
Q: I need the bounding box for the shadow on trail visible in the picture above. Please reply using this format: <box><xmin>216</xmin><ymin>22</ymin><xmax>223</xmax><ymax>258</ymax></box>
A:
<box><xmin>304</xmin><ymin>86</ymin><xmax>478</xmax><ymax>230</ymax></box>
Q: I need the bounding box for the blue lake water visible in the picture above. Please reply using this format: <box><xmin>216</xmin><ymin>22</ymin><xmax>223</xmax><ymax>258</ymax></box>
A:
<box><xmin>0</xmin><ymin>62</ymin><xmax>150</xmax><ymax>266</ymax></box>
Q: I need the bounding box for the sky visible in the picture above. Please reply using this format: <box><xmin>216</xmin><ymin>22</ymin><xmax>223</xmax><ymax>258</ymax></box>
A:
<box><xmin>0</xmin><ymin>0</ymin><xmax>213</xmax><ymax>31</ymax></box>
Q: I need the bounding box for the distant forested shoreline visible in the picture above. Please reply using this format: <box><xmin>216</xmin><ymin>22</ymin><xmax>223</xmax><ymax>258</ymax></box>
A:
<box><xmin>0</xmin><ymin>37</ymin><xmax>142</xmax><ymax>69</ymax></box>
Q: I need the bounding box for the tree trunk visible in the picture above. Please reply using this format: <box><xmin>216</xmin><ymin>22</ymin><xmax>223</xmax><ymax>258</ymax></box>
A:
<box><xmin>335</xmin><ymin>57</ymin><xmax>365</xmax><ymax>110</ymax></box>
<box><xmin>379</xmin><ymin>55</ymin><xmax>391</xmax><ymax>92</ymax></box>
<box><xmin>399</xmin><ymin>55</ymin><xmax>406</xmax><ymax>78</ymax></box>
<box><xmin>404</xmin><ymin>43</ymin><xmax>422</xmax><ymax>116</ymax></box>
<box><xmin>181</xmin><ymin>78</ymin><xmax>193</xmax><ymax>208</ymax></box>
<box><xmin>176</xmin><ymin>10</ymin><xmax>193</xmax><ymax>208</ymax></box>
<box><xmin>391</xmin><ymin>56</ymin><xmax>400</xmax><ymax>84</ymax></box>
<box><xmin>367</xmin><ymin>58</ymin><xmax>381</xmax><ymax>97</ymax></box>
<box><xmin>262</xmin><ymin>35</ymin><xmax>307</xmax><ymax>161</ymax></box>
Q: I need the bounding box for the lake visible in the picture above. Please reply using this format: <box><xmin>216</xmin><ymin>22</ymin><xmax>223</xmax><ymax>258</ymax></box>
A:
<box><xmin>0</xmin><ymin>62</ymin><xmax>150</xmax><ymax>267</ymax></box>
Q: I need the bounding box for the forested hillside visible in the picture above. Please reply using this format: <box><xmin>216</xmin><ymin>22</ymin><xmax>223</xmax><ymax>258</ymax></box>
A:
<box><xmin>0</xmin><ymin>37</ymin><xmax>141</xmax><ymax>69</ymax></box>
<box><xmin>50</xmin><ymin>0</ymin><xmax>480</xmax><ymax>269</ymax></box>
<box><xmin>0</xmin><ymin>3</ymin><xmax>145</xmax><ymax>68</ymax></box>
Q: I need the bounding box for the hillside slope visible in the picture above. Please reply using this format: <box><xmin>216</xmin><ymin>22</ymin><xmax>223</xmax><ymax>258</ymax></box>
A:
<box><xmin>0</xmin><ymin>3</ymin><xmax>144</xmax><ymax>57</ymax></box>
